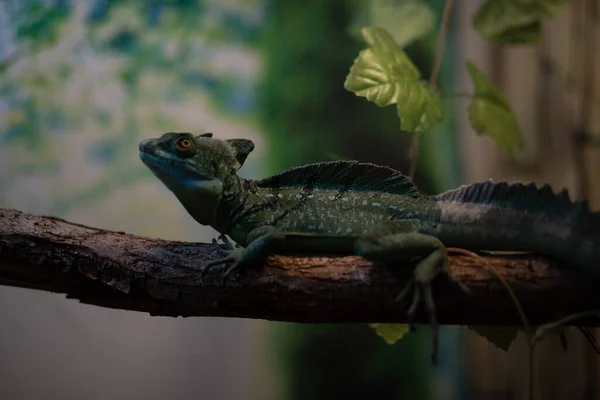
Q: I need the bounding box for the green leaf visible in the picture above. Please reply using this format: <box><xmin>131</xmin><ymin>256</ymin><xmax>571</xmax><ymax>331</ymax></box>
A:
<box><xmin>491</xmin><ymin>21</ymin><xmax>542</xmax><ymax>45</ymax></box>
<box><xmin>541</xmin><ymin>0</ymin><xmax>573</xmax><ymax>15</ymax></box>
<box><xmin>344</xmin><ymin>27</ymin><xmax>442</xmax><ymax>132</ymax></box>
<box><xmin>345</xmin><ymin>27</ymin><xmax>421</xmax><ymax>104</ymax></box>
<box><xmin>395</xmin><ymin>80</ymin><xmax>443</xmax><ymax>132</ymax></box>
<box><xmin>473</xmin><ymin>0</ymin><xmax>570</xmax><ymax>45</ymax></box>
<box><xmin>466</xmin><ymin>61</ymin><xmax>524</xmax><ymax>154</ymax></box>
<box><xmin>469</xmin><ymin>326</ymin><xmax>519</xmax><ymax>351</ymax></box>
<box><xmin>371</xmin><ymin>1</ymin><xmax>436</xmax><ymax>48</ymax></box>
<box><xmin>347</xmin><ymin>1</ymin><xmax>435</xmax><ymax>48</ymax></box>
<box><xmin>369</xmin><ymin>323</ymin><xmax>410</xmax><ymax>345</ymax></box>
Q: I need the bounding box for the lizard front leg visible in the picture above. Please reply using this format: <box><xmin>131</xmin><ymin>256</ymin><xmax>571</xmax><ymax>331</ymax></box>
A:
<box><xmin>354</xmin><ymin>220</ymin><xmax>468</xmax><ymax>364</ymax></box>
<box><xmin>204</xmin><ymin>226</ymin><xmax>284</xmax><ymax>277</ymax></box>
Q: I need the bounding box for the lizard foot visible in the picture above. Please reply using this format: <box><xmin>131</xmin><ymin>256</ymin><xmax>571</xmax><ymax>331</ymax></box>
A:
<box><xmin>211</xmin><ymin>234</ymin><xmax>242</xmax><ymax>251</ymax></box>
<box><xmin>394</xmin><ymin>264</ymin><xmax>470</xmax><ymax>366</ymax></box>
<box><xmin>202</xmin><ymin>235</ymin><xmax>245</xmax><ymax>278</ymax></box>
<box><xmin>394</xmin><ymin>265</ymin><xmax>469</xmax><ymax>365</ymax></box>
<box><xmin>202</xmin><ymin>228</ymin><xmax>284</xmax><ymax>280</ymax></box>
<box><xmin>393</xmin><ymin>246</ymin><xmax>471</xmax><ymax>366</ymax></box>
<box><xmin>395</xmin><ymin>276</ymin><xmax>439</xmax><ymax>365</ymax></box>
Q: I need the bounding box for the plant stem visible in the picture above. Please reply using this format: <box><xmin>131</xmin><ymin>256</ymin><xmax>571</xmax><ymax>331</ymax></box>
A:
<box><xmin>408</xmin><ymin>0</ymin><xmax>454</xmax><ymax>181</ymax></box>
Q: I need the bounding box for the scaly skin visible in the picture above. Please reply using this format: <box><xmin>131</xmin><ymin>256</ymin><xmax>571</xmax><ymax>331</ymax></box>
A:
<box><xmin>140</xmin><ymin>132</ymin><xmax>599</xmax><ymax>364</ymax></box>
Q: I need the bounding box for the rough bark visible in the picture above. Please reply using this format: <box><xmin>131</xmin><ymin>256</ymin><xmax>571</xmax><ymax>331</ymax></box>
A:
<box><xmin>0</xmin><ymin>207</ymin><xmax>598</xmax><ymax>326</ymax></box>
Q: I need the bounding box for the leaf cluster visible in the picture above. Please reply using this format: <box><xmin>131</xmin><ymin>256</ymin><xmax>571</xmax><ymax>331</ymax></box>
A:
<box><xmin>344</xmin><ymin>26</ymin><xmax>524</xmax><ymax>155</ymax></box>
<box><xmin>473</xmin><ymin>0</ymin><xmax>571</xmax><ymax>45</ymax></box>
<box><xmin>344</xmin><ymin>0</ymin><xmax>570</xmax><ymax>156</ymax></box>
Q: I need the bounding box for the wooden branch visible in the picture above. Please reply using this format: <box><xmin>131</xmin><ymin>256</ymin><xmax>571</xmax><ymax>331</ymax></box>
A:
<box><xmin>0</xmin><ymin>207</ymin><xmax>598</xmax><ymax>326</ymax></box>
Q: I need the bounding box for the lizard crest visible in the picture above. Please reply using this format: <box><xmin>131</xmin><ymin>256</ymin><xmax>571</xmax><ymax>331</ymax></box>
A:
<box><xmin>255</xmin><ymin>160</ymin><xmax>418</xmax><ymax>195</ymax></box>
<box><xmin>436</xmin><ymin>180</ymin><xmax>597</xmax><ymax>233</ymax></box>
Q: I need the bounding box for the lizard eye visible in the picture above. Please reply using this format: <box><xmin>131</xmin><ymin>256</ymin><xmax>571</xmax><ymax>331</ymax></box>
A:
<box><xmin>175</xmin><ymin>137</ymin><xmax>193</xmax><ymax>151</ymax></box>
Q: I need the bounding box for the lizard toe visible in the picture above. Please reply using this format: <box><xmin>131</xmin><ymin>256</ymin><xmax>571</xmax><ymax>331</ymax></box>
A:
<box><xmin>422</xmin><ymin>283</ymin><xmax>439</xmax><ymax>366</ymax></box>
<box><xmin>405</xmin><ymin>284</ymin><xmax>420</xmax><ymax>332</ymax></box>
<box><xmin>397</xmin><ymin>277</ymin><xmax>440</xmax><ymax>365</ymax></box>
<box><xmin>394</xmin><ymin>277</ymin><xmax>415</xmax><ymax>303</ymax></box>
<box><xmin>205</xmin><ymin>255</ymin><xmax>234</xmax><ymax>268</ymax></box>
<box><xmin>218</xmin><ymin>234</ymin><xmax>235</xmax><ymax>250</ymax></box>
<box><xmin>210</xmin><ymin>238</ymin><xmax>230</xmax><ymax>255</ymax></box>
<box><xmin>222</xmin><ymin>261</ymin><xmax>241</xmax><ymax>277</ymax></box>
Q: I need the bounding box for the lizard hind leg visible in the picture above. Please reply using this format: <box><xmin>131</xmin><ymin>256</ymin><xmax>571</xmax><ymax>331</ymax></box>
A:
<box><xmin>355</xmin><ymin>228</ymin><xmax>466</xmax><ymax>365</ymax></box>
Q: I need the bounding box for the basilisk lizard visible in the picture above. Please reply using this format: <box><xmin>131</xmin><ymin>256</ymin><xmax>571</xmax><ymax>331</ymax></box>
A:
<box><xmin>140</xmin><ymin>132</ymin><xmax>599</xmax><ymax>362</ymax></box>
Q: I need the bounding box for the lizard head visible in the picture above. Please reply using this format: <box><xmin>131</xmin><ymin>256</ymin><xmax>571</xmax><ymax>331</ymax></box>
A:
<box><xmin>139</xmin><ymin>132</ymin><xmax>254</xmax><ymax>225</ymax></box>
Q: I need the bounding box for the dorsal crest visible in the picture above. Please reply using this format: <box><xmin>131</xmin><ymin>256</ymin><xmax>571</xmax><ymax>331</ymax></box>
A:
<box><xmin>225</xmin><ymin>138</ymin><xmax>255</xmax><ymax>167</ymax></box>
<box><xmin>255</xmin><ymin>161</ymin><xmax>417</xmax><ymax>195</ymax></box>
<box><xmin>436</xmin><ymin>180</ymin><xmax>592</xmax><ymax>218</ymax></box>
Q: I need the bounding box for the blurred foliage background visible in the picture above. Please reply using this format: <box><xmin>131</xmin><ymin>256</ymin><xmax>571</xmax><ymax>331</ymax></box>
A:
<box><xmin>0</xmin><ymin>1</ymin><xmax>466</xmax><ymax>399</ymax></box>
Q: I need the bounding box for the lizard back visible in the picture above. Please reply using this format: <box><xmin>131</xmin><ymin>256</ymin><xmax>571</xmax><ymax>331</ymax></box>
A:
<box><xmin>225</xmin><ymin>161</ymin><xmax>435</xmax><ymax>243</ymax></box>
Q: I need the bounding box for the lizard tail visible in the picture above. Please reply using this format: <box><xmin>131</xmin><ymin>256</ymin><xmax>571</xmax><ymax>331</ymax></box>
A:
<box><xmin>433</xmin><ymin>180</ymin><xmax>600</xmax><ymax>274</ymax></box>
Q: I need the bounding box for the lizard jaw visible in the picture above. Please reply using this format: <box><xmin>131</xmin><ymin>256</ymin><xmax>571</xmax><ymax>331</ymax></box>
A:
<box><xmin>139</xmin><ymin>147</ymin><xmax>211</xmax><ymax>182</ymax></box>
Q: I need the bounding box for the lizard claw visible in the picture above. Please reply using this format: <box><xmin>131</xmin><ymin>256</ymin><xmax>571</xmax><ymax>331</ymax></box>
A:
<box><xmin>211</xmin><ymin>235</ymin><xmax>235</xmax><ymax>252</ymax></box>
<box><xmin>394</xmin><ymin>277</ymin><xmax>415</xmax><ymax>304</ymax></box>
<box><xmin>222</xmin><ymin>258</ymin><xmax>242</xmax><ymax>277</ymax></box>
<box><xmin>218</xmin><ymin>234</ymin><xmax>235</xmax><ymax>250</ymax></box>
<box><xmin>211</xmin><ymin>238</ymin><xmax>225</xmax><ymax>253</ymax></box>
<box><xmin>205</xmin><ymin>254</ymin><xmax>236</xmax><ymax>268</ymax></box>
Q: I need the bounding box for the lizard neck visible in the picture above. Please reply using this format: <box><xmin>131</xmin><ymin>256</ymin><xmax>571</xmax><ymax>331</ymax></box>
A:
<box><xmin>170</xmin><ymin>178</ymin><xmax>223</xmax><ymax>227</ymax></box>
<box><xmin>212</xmin><ymin>174</ymin><xmax>251</xmax><ymax>235</ymax></box>
<box><xmin>170</xmin><ymin>173</ymin><xmax>249</xmax><ymax>234</ymax></box>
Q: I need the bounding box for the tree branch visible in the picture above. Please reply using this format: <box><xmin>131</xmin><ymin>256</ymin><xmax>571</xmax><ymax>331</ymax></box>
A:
<box><xmin>0</xmin><ymin>207</ymin><xmax>597</xmax><ymax>326</ymax></box>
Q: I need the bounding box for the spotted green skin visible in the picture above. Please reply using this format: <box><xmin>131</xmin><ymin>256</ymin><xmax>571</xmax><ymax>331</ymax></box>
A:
<box><xmin>221</xmin><ymin>184</ymin><xmax>437</xmax><ymax>250</ymax></box>
<box><xmin>139</xmin><ymin>132</ymin><xmax>600</xmax><ymax>364</ymax></box>
<box><xmin>139</xmin><ymin>132</ymin><xmax>438</xmax><ymax>253</ymax></box>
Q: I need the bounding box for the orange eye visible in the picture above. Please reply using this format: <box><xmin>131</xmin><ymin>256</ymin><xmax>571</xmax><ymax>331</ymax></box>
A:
<box><xmin>175</xmin><ymin>137</ymin><xmax>193</xmax><ymax>151</ymax></box>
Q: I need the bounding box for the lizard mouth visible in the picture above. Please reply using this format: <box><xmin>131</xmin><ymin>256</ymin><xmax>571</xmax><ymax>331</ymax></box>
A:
<box><xmin>139</xmin><ymin>149</ymin><xmax>211</xmax><ymax>181</ymax></box>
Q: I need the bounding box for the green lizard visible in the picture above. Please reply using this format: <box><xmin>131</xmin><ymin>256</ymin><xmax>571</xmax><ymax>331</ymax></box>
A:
<box><xmin>140</xmin><ymin>132</ymin><xmax>599</xmax><ymax>363</ymax></box>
